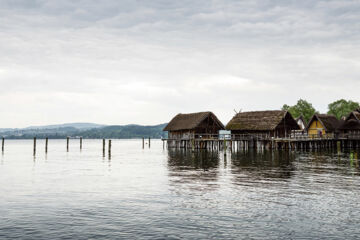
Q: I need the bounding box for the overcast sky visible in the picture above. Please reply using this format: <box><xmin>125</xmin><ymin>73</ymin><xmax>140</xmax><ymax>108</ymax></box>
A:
<box><xmin>0</xmin><ymin>0</ymin><xmax>359</xmax><ymax>127</ymax></box>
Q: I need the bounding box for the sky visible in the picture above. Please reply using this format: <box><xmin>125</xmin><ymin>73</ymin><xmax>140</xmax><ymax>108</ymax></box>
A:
<box><xmin>0</xmin><ymin>0</ymin><xmax>360</xmax><ymax>127</ymax></box>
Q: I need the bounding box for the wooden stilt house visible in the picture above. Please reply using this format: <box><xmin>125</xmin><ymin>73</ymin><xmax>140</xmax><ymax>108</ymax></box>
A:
<box><xmin>163</xmin><ymin>112</ymin><xmax>225</xmax><ymax>139</ymax></box>
<box><xmin>225</xmin><ymin>110</ymin><xmax>300</xmax><ymax>138</ymax></box>
<box><xmin>339</xmin><ymin>110</ymin><xmax>360</xmax><ymax>136</ymax></box>
<box><xmin>306</xmin><ymin>114</ymin><xmax>340</xmax><ymax>138</ymax></box>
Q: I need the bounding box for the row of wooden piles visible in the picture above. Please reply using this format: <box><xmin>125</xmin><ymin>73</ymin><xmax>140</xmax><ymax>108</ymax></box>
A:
<box><xmin>0</xmin><ymin>137</ymin><xmax>157</xmax><ymax>156</ymax></box>
<box><xmin>165</xmin><ymin>138</ymin><xmax>360</xmax><ymax>151</ymax></box>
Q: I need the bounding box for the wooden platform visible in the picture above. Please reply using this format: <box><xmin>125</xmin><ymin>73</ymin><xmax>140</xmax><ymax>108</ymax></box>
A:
<box><xmin>162</xmin><ymin>134</ymin><xmax>360</xmax><ymax>151</ymax></box>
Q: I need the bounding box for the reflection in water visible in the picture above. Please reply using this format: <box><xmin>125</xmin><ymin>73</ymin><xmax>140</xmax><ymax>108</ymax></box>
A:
<box><xmin>167</xmin><ymin>149</ymin><xmax>221</xmax><ymax>193</ymax></box>
<box><xmin>167</xmin><ymin>149</ymin><xmax>298</xmax><ymax>194</ymax></box>
<box><xmin>298</xmin><ymin>149</ymin><xmax>360</xmax><ymax>177</ymax></box>
<box><xmin>167</xmin><ymin>148</ymin><xmax>220</xmax><ymax>170</ymax></box>
<box><xmin>231</xmin><ymin>150</ymin><xmax>296</xmax><ymax>180</ymax></box>
<box><xmin>167</xmin><ymin>148</ymin><xmax>360</xmax><ymax>194</ymax></box>
<box><xmin>350</xmin><ymin>152</ymin><xmax>359</xmax><ymax>169</ymax></box>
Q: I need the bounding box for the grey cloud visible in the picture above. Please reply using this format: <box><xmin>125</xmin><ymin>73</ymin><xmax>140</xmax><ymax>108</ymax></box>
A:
<box><xmin>0</xmin><ymin>0</ymin><xmax>359</xmax><ymax>127</ymax></box>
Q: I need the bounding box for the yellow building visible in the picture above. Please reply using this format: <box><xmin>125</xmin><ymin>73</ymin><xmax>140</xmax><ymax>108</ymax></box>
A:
<box><xmin>307</xmin><ymin>114</ymin><xmax>340</xmax><ymax>138</ymax></box>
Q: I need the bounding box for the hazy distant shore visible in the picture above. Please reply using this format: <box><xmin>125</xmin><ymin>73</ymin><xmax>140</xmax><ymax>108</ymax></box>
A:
<box><xmin>0</xmin><ymin>123</ymin><xmax>167</xmax><ymax>139</ymax></box>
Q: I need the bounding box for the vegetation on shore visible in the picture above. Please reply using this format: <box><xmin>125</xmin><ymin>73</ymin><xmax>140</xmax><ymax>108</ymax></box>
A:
<box><xmin>282</xmin><ymin>99</ymin><xmax>317</xmax><ymax>123</ymax></box>
<box><xmin>327</xmin><ymin>99</ymin><xmax>360</xmax><ymax>120</ymax></box>
<box><xmin>282</xmin><ymin>99</ymin><xmax>359</xmax><ymax>123</ymax></box>
<box><xmin>1</xmin><ymin>124</ymin><xmax>168</xmax><ymax>139</ymax></box>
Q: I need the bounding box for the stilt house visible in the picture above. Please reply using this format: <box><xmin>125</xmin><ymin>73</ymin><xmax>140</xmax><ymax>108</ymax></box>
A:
<box><xmin>339</xmin><ymin>110</ymin><xmax>360</xmax><ymax>135</ymax></box>
<box><xmin>307</xmin><ymin>114</ymin><xmax>340</xmax><ymax>138</ymax></box>
<box><xmin>163</xmin><ymin>112</ymin><xmax>225</xmax><ymax>139</ymax></box>
<box><xmin>225</xmin><ymin>110</ymin><xmax>300</xmax><ymax>138</ymax></box>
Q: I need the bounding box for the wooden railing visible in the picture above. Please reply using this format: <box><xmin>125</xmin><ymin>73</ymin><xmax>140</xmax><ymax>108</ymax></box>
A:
<box><xmin>165</xmin><ymin>132</ymin><xmax>360</xmax><ymax>141</ymax></box>
<box><xmin>166</xmin><ymin>133</ymin><xmax>360</xmax><ymax>141</ymax></box>
<box><xmin>339</xmin><ymin>133</ymin><xmax>360</xmax><ymax>139</ymax></box>
<box><xmin>167</xmin><ymin>133</ymin><xmax>275</xmax><ymax>141</ymax></box>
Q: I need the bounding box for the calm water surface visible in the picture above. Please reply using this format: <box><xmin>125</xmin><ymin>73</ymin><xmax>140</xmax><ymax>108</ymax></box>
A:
<box><xmin>0</xmin><ymin>139</ymin><xmax>360</xmax><ymax>239</ymax></box>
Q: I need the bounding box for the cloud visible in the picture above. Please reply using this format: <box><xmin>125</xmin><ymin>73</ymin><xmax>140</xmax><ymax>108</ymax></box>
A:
<box><xmin>0</xmin><ymin>0</ymin><xmax>359</xmax><ymax>127</ymax></box>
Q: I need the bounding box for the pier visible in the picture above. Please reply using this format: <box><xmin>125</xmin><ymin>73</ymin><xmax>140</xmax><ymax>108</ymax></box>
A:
<box><xmin>162</xmin><ymin>133</ymin><xmax>360</xmax><ymax>151</ymax></box>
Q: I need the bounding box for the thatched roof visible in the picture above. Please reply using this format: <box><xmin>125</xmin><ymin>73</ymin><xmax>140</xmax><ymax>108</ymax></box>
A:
<box><xmin>226</xmin><ymin>110</ymin><xmax>299</xmax><ymax>131</ymax></box>
<box><xmin>353</xmin><ymin>111</ymin><xmax>360</xmax><ymax>120</ymax></box>
<box><xmin>339</xmin><ymin>111</ymin><xmax>360</xmax><ymax>130</ymax></box>
<box><xmin>307</xmin><ymin>114</ymin><xmax>340</xmax><ymax>131</ymax></box>
<box><xmin>163</xmin><ymin>111</ymin><xmax>224</xmax><ymax>131</ymax></box>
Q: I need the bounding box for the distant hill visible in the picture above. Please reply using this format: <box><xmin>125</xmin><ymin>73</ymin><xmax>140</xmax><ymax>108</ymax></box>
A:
<box><xmin>0</xmin><ymin>128</ymin><xmax>15</xmax><ymax>133</ymax></box>
<box><xmin>0</xmin><ymin>123</ymin><xmax>168</xmax><ymax>139</ymax></box>
<box><xmin>80</xmin><ymin>124</ymin><xmax>167</xmax><ymax>139</ymax></box>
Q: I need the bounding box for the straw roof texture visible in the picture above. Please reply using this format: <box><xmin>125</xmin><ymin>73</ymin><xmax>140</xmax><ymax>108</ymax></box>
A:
<box><xmin>226</xmin><ymin>110</ymin><xmax>297</xmax><ymax>131</ymax></box>
<box><xmin>353</xmin><ymin>111</ymin><xmax>360</xmax><ymax>120</ymax></box>
<box><xmin>163</xmin><ymin>112</ymin><xmax>224</xmax><ymax>131</ymax></box>
<box><xmin>339</xmin><ymin>111</ymin><xmax>360</xmax><ymax>130</ymax></box>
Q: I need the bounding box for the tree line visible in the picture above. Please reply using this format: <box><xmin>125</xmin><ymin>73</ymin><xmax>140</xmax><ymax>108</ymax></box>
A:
<box><xmin>282</xmin><ymin>99</ymin><xmax>360</xmax><ymax>123</ymax></box>
<box><xmin>2</xmin><ymin>124</ymin><xmax>168</xmax><ymax>139</ymax></box>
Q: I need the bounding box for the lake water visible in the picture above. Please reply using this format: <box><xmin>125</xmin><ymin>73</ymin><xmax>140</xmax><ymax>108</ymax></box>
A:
<box><xmin>0</xmin><ymin>139</ymin><xmax>360</xmax><ymax>239</ymax></box>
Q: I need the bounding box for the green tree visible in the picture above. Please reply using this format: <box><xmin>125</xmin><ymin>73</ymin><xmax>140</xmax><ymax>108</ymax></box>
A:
<box><xmin>327</xmin><ymin>99</ymin><xmax>360</xmax><ymax>119</ymax></box>
<box><xmin>282</xmin><ymin>99</ymin><xmax>316</xmax><ymax>123</ymax></box>
<box><xmin>281</xmin><ymin>104</ymin><xmax>290</xmax><ymax>111</ymax></box>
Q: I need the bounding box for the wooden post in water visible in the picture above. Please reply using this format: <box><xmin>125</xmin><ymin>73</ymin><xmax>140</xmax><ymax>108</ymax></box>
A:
<box><xmin>45</xmin><ymin>137</ymin><xmax>48</xmax><ymax>153</ymax></box>
<box><xmin>80</xmin><ymin>137</ymin><xmax>82</xmax><ymax>150</ymax></box>
<box><xmin>102</xmin><ymin>139</ymin><xmax>105</xmax><ymax>156</ymax></box>
<box><xmin>66</xmin><ymin>137</ymin><xmax>69</xmax><ymax>152</ymax></box>
<box><xmin>1</xmin><ymin>137</ymin><xmax>4</xmax><ymax>152</ymax></box>
<box><xmin>148</xmin><ymin>137</ymin><xmax>151</xmax><ymax>148</ymax></box>
<box><xmin>108</xmin><ymin>140</ymin><xmax>112</xmax><ymax>155</ymax></box>
<box><xmin>33</xmin><ymin>137</ymin><xmax>36</xmax><ymax>156</ymax></box>
<box><xmin>142</xmin><ymin>137</ymin><xmax>144</xmax><ymax>149</ymax></box>
<box><xmin>337</xmin><ymin>141</ymin><xmax>341</xmax><ymax>153</ymax></box>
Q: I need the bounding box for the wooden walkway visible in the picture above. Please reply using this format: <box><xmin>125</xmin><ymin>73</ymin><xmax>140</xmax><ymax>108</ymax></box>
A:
<box><xmin>162</xmin><ymin>134</ymin><xmax>360</xmax><ymax>151</ymax></box>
